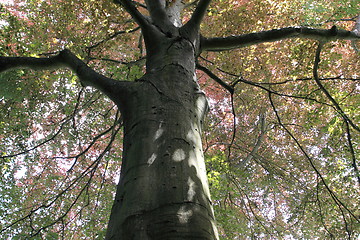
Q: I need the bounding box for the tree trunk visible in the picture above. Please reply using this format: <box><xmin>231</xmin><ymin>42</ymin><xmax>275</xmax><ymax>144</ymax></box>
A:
<box><xmin>105</xmin><ymin>38</ymin><xmax>218</xmax><ymax>238</ymax></box>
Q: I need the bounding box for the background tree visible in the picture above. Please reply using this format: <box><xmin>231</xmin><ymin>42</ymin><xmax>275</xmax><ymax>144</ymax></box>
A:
<box><xmin>0</xmin><ymin>0</ymin><xmax>359</xmax><ymax>239</ymax></box>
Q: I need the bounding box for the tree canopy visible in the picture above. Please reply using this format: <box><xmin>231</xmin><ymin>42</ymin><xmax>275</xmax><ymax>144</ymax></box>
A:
<box><xmin>0</xmin><ymin>0</ymin><xmax>359</xmax><ymax>239</ymax></box>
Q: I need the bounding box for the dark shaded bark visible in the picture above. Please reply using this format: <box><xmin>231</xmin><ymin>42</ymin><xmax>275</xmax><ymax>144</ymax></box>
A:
<box><xmin>201</xmin><ymin>26</ymin><xmax>360</xmax><ymax>51</ymax></box>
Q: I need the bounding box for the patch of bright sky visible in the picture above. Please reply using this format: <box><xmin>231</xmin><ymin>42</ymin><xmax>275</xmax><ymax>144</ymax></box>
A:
<box><xmin>0</xmin><ymin>0</ymin><xmax>14</xmax><ymax>27</ymax></box>
<box><xmin>1</xmin><ymin>0</ymin><xmax>14</xmax><ymax>4</ymax></box>
<box><xmin>0</xmin><ymin>19</ymin><xmax>7</xmax><ymax>28</ymax></box>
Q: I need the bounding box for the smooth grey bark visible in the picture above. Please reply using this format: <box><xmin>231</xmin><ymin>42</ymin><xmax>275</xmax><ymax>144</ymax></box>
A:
<box><xmin>106</xmin><ymin>64</ymin><xmax>217</xmax><ymax>239</ymax></box>
<box><xmin>104</xmin><ymin>3</ymin><xmax>219</xmax><ymax>235</ymax></box>
<box><xmin>201</xmin><ymin>26</ymin><xmax>360</xmax><ymax>51</ymax></box>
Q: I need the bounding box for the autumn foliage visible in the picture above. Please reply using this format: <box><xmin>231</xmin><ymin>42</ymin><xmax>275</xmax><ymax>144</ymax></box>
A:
<box><xmin>0</xmin><ymin>0</ymin><xmax>359</xmax><ymax>239</ymax></box>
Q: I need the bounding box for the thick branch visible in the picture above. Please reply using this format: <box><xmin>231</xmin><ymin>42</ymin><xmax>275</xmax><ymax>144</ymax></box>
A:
<box><xmin>60</xmin><ymin>50</ymin><xmax>118</xmax><ymax>90</ymax></box>
<box><xmin>165</xmin><ymin>0</ymin><xmax>184</xmax><ymax>27</ymax></box>
<box><xmin>352</xmin><ymin>15</ymin><xmax>360</xmax><ymax>52</ymax></box>
<box><xmin>353</xmin><ymin>15</ymin><xmax>360</xmax><ymax>34</ymax></box>
<box><xmin>0</xmin><ymin>54</ymin><xmax>65</xmax><ymax>72</ymax></box>
<box><xmin>147</xmin><ymin>1</ymin><xmax>166</xmax><ymax>21</ymax></box>
<box><xmin>113</xmin><ymin>0</ymin><xmax>149</xmax><ymax>29</ymax></box>
<box><xmin>201</xmin><ymin>26</ymin><xmax>360</xmax><ymax>51</ymax></box>
<box><xmin>144</xmin><ymin>0</ymin><xmax>175</xmax><ymax>32</ymax></box>
<box><xmin>0</xmin><ymin>50</ymin><xmax>132</xmax><ymax>105</ymax></box>
<box><xmin>181</xmin><ymin>0</ymin><xmax>211</xmax><ymax>41</ymax></box>
<box><xmin>186</xmin><ymin>0</ymin><xmax>211</xmax><ymax>28</ymax></box>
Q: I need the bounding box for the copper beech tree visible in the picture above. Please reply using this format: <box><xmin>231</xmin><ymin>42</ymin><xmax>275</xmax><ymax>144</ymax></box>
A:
<box><xmin>0</xmin><ymin>0</ymin><xmax>359</xmax><ymax>239</ymax></box>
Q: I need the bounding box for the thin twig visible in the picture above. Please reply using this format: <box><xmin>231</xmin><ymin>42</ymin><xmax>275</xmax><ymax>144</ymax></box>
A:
<box><xmin>313</xmin><ymin>42</ymin><xmax>360</xmax><ymax>185</ymax></box>
<box><xmin>268</xmin><ymin>92</ymin><xmax>359</xmax><ymax>225</ymax></box>
<box><xmin>313</xmin><ymin>42</ymin><xmax>360</xmax><ymax>132</ymax></box>
<box><xmin>227</xmin><ymin>93</ymin><xmax>237</xmax><ymax>162</ymax></box>
<box><xmin>196</xmin><ymin>63</ymin><xmax>234</xmax><ymax>93</ymax></box>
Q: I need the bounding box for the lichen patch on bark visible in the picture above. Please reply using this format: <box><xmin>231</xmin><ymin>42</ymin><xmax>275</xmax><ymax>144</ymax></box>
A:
<box><xmin>172</xmin><ymin>148</ymin><xmax>186</xmax><ymax>162</ymax></box>
<box><xmin>147</xmin><ymin>153</ymin><xmax>157</xmax><ymax>165</ymax></box>
<box><xmin>187</xmin><ymin>177</ymin><xmax>196</xmax><ymax>201</ymax></box>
